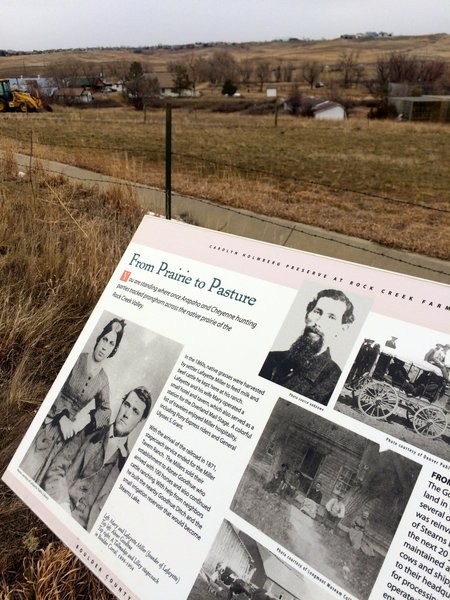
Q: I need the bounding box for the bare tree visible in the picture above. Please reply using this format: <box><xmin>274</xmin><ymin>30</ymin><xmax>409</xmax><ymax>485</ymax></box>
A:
<box><xmin>80</xmin><ymin>61</ymin><xmax>100</xmax><ymax>80</ymax></box>
<box><xmin>354</xmin><ymin>62</ymin><xmax>365</xmax><ymax>86</ymax></box>
<box><xmin>64</xmin><ymin>59</ymin><xmax>85</xmax><ymax>84</ymax></box>
<box><xmin>282</xmin><ymin>62</ymin><xmax>295</xmax><ymax>82</ymax></box>
<box><xmin>286</xmin><ymin>85</ymin><xmax>302</xmax><ymax>116</ymax></box>
<box><xmin>368</xmin><ymin>52</ymin><xmax>447</xmax><ymax>97</ymax></box>
<box><xmin>301</xmin><ymin>60</ymin><xmax>323</xmax><ymax>89</ymax></box>
<box><xmin>107</xmin><ymin>60</ymin><xmax>131</xmax><ymax>83</ymax></box>
<box><xmin>374</xmin><ymin>56</ymin><xmax>391</xmax><ymax>92</ymax></box>
<box><xmin>125</xmin><ymin>61</ymin><xmax>159</xmax><ymax>109</ymax></box>
<box><xmin>186</xmin><ymin>53</ymin><xmax>206</xmax><ymax>92</ymax></box>
<box><xmin>336</xmin><ymin>51</ymin><xmax>364</xmax><ymax>88</ymax></box>
<box><xmin>48</xmin><ymin>58</ymin><xmax>83</xmax><ymax>88</ymax></box>
<box><xmin>417</xmin><ymin>59</ymin><xmax>446</xmax><ymax>84</ymax></box>
<box><xmin>239</xmin><ymin>58</ymin><xmax>254</xmax><ymax>85</ymax></box>
<box><xmin>274</xmin><ymin>64</ymin><xmax>282</xmax><ymax>83</ymax></box>
<box><xmin>203</xmin><ymin>50</ymin><xmax>239</xmax><ymax>86</ymax></box>
<box><xmin>255</xmin><ymin>61</ymin><xmax>271</xmax><ymax>92</ymax></box>
<box><xmin>387</xmin><ymin>52</ymin><xmax>419</xmax><ymax>82</ymax></box>
<box><xmin>168</xmin><ymin>61</ymin><xmax>192</xmax><ymax>96</ymax></box>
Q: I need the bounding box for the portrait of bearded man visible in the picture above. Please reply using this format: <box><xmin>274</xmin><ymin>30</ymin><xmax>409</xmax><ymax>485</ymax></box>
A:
<box><xmin>259</xmin><ymin>288</ymin><xmax>355</xmax><ymax>405</ymax></box>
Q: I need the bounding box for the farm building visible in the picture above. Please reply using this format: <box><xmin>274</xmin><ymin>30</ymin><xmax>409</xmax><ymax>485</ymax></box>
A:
<box><xmin>68</xmin><ymin>76</ymin><xmax>107</xmax><ymax>92</ymax></box>
<box><xmin>258</xmin><ymin>544</ymin><xmax>318</xmax><ymax>600</ymax></box>
<box><xmin>145</xmin><ymin>71</ymin><xmax>199</xmax><ymax>97</ymax></box>
<box><xmin>283</xmin><ymin>97</ymin><xmax>346</xmax><ymax>119</ymax></box>
<box><xmin>156</xmin><ymin>72</ymin><xmax>180</xmax><ymax>96</ymax></box>
<box><xmin>203</xmin><ymin>521</ymin><xmax>322</xmax><ymax>600</ymax></box>
<box><xmin>8</xmin><ymin>75</ymin><xmax>56</xmax><ymax>96</ymax></box>
<box><xmin>234</xmin><ymin>401</ymin><xmax>420</xmax><ymax>556</ymax></box>
<box><xmin>389</xmin><ymin>95</ymin><xmax>450</xmax><ymax>122</ymax></box>
<box><xmin>53</xmin><ymin>87</ymin><xmax>92</xmax><ymax>104</ymax></box>
<box><xmin>203</xmin><ymin>521</ymin><xmax>255</xmax><ymax>582</ymax></box>
<box><xmin>312</xmin><ymin>100</ymin><xmax>346</xmax><ymax>120</ymax></box>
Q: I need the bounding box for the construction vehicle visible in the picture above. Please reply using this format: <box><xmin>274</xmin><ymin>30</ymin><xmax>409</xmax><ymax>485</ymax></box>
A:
<box><xmin>0</xmin><ymin>78</ymin><xmax>52</xmax><ymax>112</ymax></box>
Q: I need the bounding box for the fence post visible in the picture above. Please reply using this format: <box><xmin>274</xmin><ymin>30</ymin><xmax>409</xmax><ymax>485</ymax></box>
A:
<box><xmin>165</xmin><ymin>103</ymin><xmax>172</xmax><ymax>220</ymax></box>
<box><xmin>29</xmin><ymin>130</ymin><xmax>33</xmax><ymax>183</ymax></box>
<box><xmin>274</xmin><ymin>101</ymin><xmax>279</xmax><ymax>127</ymax></box>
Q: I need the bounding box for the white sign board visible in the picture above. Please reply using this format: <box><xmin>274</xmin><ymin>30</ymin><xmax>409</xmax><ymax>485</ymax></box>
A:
<box><xmin>4</xmin><ymin>216</ymin><xmax>450</xmax><ymax>600</ymax></box>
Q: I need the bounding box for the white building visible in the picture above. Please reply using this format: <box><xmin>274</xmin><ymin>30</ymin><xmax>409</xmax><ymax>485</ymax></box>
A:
<box><xmin>312</xmin><ymin>101</ymin><xmax>346</xmax><ymax>121</ymax></box>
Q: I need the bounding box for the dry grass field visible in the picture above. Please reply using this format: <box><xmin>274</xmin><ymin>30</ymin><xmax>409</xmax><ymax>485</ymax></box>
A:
<box><xmin>0</xmin><ymin>148</ymin><xmax>142</xmax><ymax>598</ymax></box>
<box><xmin>1</xmin><ymin>35</ymin><xmax>448</xmax><ymax>259</ymax></box>
<box><xmin>0</xmin><ymin>106</ymin><xmax>449</xmax><ymax>260</ymax></box>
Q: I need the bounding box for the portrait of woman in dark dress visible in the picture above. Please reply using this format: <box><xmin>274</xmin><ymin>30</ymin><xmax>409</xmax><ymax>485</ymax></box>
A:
<box><xmin>20</xmin><ymin>317</ymin><xmax>126</xmax><ymax>484</ymax></box>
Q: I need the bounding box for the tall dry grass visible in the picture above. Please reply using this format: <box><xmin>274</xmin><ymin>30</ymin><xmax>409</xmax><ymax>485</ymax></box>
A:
<box><xmin>0</xmin><ymin>149</ymin><xmax>145</xmax><ymax>598</ymax></box>
<box><xmin>1</xmin><ymin>543</ymin><xmax>114</xmax><ymax>599</ymax></box>
<box><xmin>0</xmin><ymin>110</ymin><xmax>448</xmax><ymax>259</ymax></box>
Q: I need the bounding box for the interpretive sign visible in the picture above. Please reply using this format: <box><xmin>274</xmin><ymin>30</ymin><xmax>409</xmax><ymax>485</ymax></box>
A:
<box><xmin>3</xmin><ymin>216</ymin><xmax>450</xmax><ymax>600</ymax></box>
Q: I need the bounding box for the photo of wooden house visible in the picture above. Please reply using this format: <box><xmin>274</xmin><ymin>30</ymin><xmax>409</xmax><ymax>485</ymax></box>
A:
<box><xmin>230</xmin><ymin>400</ymin><xmax>421</xmax><ymax>599</ymax></box>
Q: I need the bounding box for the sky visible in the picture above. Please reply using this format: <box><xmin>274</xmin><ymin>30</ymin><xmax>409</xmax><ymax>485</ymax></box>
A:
<box><xmin>2</xmin><ymin>0</ymin><xmax>449</xmax><ymax>52</ymax></box>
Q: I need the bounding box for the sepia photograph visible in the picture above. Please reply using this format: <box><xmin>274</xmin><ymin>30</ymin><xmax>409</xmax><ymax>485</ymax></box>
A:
<box><xmin>335</xmin><ymin>315</ymin><xmax>450</xmax><ymax>462</ymax></box>
<box><xmin>19</xmin><ymin>310</ymin><xmax>183</xmax><ymax>530</ymax></box>
<box><xmin>258</xmin><ymin>281</ymin><xmax>372</xmax><ymax>406</ymax></box>
<box><xmin>188</xmin><ymin>520</ymin><xmax>335</xmax><ymax>600</ymax></box>
<box><xmin>230</xmin><ymin>400</ymin><xmax>421</xmax><ymax>600</ymax></box>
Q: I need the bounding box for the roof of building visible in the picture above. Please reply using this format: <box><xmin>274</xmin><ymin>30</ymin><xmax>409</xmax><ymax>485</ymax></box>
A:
<box><xmin>144</xmin><ymin>72</ymin><xmax>174</xmax><ymax>89</ymax></box>
<box><xmin>69</xmin><ymin>76</ymin><xmax>104</xmax><ymax>88</ymax></box>
<box><xmin>390</xmin><ymin>95</ymin><xmax>450</xmax><ymax>102</ymax></box>
<box><xmin>54</xmin><ymin>87</ymin><xmax>91</xmax><ymax>96</ymax></box>
<box><xmin>312</xmin><ymin>100</ymin><xmax>344</xmax><ymax>113</ymax></box>
<box><xmin>257</xmin><ymin>545</ymin><xmax>312</xmax><ymax>599</ymax></box>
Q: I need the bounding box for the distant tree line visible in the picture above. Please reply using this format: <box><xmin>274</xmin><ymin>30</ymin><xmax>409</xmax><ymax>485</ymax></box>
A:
<box><xmin>368</xmin><ymin>52</ymin><xmax>447</xmax><ymax>97</ymax></box>
<box><xmin>25</xmin><ymin>48</ymin><xmax>448</xmax><ymax>114</ymax></box>
<box><xmin>35</xmin><ymin>48</ymin><xmax>448</xmax><ymax>92</ymax></box>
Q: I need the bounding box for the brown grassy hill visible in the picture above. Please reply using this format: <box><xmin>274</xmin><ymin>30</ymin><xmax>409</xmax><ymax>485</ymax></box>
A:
<box><xmin>1</xmin><ymin>34</ymin><xmax>449</xmax><ymax>78</ymax></box>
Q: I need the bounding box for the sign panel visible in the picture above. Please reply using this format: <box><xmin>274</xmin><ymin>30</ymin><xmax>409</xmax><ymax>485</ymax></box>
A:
<box><xmin>4</xmin><ymin>216</ymin><xmax>450</xmax><ymax>600</ymax></box>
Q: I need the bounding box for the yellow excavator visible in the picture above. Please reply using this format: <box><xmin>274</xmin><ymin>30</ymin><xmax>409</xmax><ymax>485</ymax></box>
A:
<box><xmin>0</xmin><ymin>78</ymin><xmax>52</xmax><ymax>112</ymax></box>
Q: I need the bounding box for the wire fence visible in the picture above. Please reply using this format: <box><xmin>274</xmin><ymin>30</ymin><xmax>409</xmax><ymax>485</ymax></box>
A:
<box><xmin>7</xmin><ymin>122</ymin><xmax>448</xmax><ymax>215</ymax></box>
<box><xmin>172</xmin><ymin>151</ymin><xmax>450</xmax><ymax>214</ymax></box>
<box><xmin>3</xmin><ymin>114</ymin><xmax>448</xmax><ymax>276</ymax></box>
<box><xmin>16</xmin><ymin>151</ymin><xmax>450</xmax><ymax>280</ymax></box>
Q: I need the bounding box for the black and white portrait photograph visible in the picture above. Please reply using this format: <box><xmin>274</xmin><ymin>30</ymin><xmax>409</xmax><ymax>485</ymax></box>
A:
<box><xmin>188</xmin><ymin>520</ymin><xmax>335</xmax><ymax>600</ymax></box>
<box><xmin>19</xmin><ymin>310</ymin><xmax>183</xmax><ymax>530</ymax></box>
<box><xmin>259</xmin><ymin>282</ymin><xmax>372</xmax><ymax>406</ymax></box>
<box><xmin>230</xmin><ymin>400</ymin><xmax>421</xmax><ymax>600</ymax></box>
<box><xmin>335</xmin><ymin>315</ymin><xmax>450</xmax><ymax>462</ymax></box>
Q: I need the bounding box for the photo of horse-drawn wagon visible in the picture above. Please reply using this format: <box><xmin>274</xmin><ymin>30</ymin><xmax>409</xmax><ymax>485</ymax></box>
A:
<box><xmin>336</xmin><ymin>325</ymin><xmax>450</xmax><ymax>462</ymax></box>
<box><xmin>348</xmin><ymin>352</ymin><xmax>448</xmax><ymax>438</ymax></box>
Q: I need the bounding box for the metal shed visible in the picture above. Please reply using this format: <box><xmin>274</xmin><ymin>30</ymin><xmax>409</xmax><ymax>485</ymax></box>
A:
<box><xmin>389</xmin><ymin>95</ymin><xmax>450</xmax><ymax>122</ymax></box>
